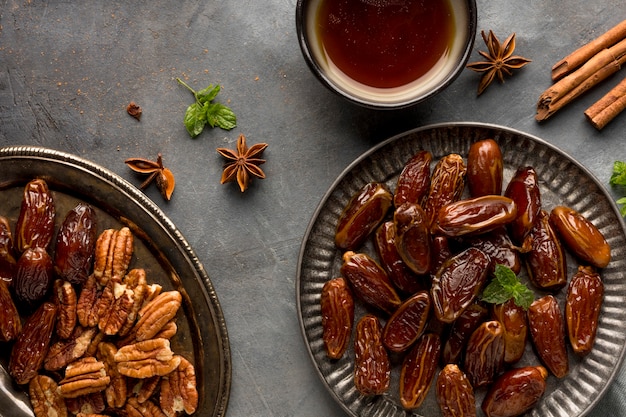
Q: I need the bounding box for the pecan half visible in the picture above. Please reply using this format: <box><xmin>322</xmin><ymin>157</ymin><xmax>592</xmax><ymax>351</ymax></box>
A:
<box><xmin>65</xmin><ymin>392</ymin><xmax>106</xmax><ymax>416</ymax></box>
<box><xmin>45</xmin><ymin>326</ymin><xmax>98</xmax><ymax>371</ymax></box>
<box><xmin>97</xmin><ymin>342</ymin><xmax>127</xmax><ymax>409</ymax></box>
<box><xmin>130</xmin><ymin>375</ymin><xmax>161</xmax><ymax>404</ymax></box>
<box><xmin>93</xmin><ymin>228</ymin><xmax>133</xmax><ymax>287</ymax></box>
<box><xmin>118</xmin><ymin>269</ymin><xmax>149</xmax><ymax>337</ymax></box>
<box><xmin>54</xmin><ymin>279</ymin><xmax>78</xmax><ymax>339</ymax></box>
<box><xmin>132</xmin><ymin>291</ymin><xmax>182</xmax><ymax>342</ymax></box>
<box><xmin>160</xmin><ymin>356</ymin><xmax>198</xmax><ymax>417</ymax></box>
<box><xmin>114</xmin><ymin>338</ymin><xmax>181</xmax><ymax>379</ymax></box>
<box><xmin>98</xmin><ymin>280</ymin><xmax>135</xmax><ymax>336</ymax></box>
<box><xmin>59</xmin><ymin>357</ymin><xmax>110</xmax><ymax>399</ymax></box>
<box><xmin>29</xmin><ymin>374</ymin><xmax>68</xmax><ymax>417</ymax></box>
<box><xmin>77</xmin><ymin>274</ymin><xmax>101</xmax><ymax>328</ymax></box>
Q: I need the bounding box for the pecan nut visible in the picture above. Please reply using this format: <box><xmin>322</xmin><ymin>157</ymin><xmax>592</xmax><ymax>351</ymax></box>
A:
<box><xmin>77</xmin><ymin>274</ymin><xmax>101</xmax><ymax>328</ymax></box>
<box><xmin>132</xmin><ymin>291</ymin><xmax>182</xmax><ymax>342</ymax></box>
<box><xmin>160</xmin><ymin>356</ymin><xmax>198</xmax><ymax>417</ymax></box>
<box><xmin>130</xmin><ymin>375</ymin><xmax>161</xmax><ymax>404</ymax></box>
<box><xmin>93</xmin><ymin>227</ymin><xmax>133</xmax><ymax>287</ymax></box>
<box><xmin>29</xmin><ymin>374</ymin><xmax>68</xmax><ymax>417</ymax></box>
<box><xmin>64</xmin><ymin>392</ymin><xmax>106</xmax><ymax>416</ymax></box>
<box><xmin>54</xmin><ymin>279</ymin><xmax>78</xmax><ymax>339</ymax></box>
<box><xmin>97</xmin><ymin>341</ymin><xmax>127</xmax><ymax>409</ymax></box>
<box><xmin>59</xmin><ymin>357</ymin><xmax>110</xmax><ymax>399</ymax></box>
<box><xmin>114</xmin><ymin>338</ymin><xmax>182</xmax><ymax>379</ymax></box>
<box><xmin>44</xmin><ymin>326</ymin><xmax>98</xmax><ymax>371</ymax></box>
<box><xmin>126</xmin><ymin>397</ymin><xmax>167</xmax><ymax>417</ymax></box>
<box><xmin>97</xmin><ymin>280</ymin><xmax>135</xmax><ymax>336</ymax></box>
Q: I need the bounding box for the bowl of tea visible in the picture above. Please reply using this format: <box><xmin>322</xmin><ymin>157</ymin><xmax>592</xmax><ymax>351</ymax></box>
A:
<box><xmin>296</xmin><ymin>0</ymin><xmax>477</xmax><ymax>109</ymax></box>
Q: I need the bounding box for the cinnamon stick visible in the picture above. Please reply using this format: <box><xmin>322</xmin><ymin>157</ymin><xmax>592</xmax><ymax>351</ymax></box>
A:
<box><xmin>552</xmin><ymin>19</ymin><xmax>626</xmax><ymax>81</ymax></box>
<box><xmin>584</xmin><ymin>76</ymin><xmax>626</xmax><ymax>130</ymax></box>
<box><xmin>535</xmin><ymin>38</ymin><xmax>626</xmax><ymax>122</ymax></box>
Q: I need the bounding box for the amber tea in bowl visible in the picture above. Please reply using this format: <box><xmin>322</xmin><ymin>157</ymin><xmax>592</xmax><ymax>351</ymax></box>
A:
<box><xmin>296</xmin><ymin>0</ymin><xmax>477</xmax><ymax>109</ymax></box>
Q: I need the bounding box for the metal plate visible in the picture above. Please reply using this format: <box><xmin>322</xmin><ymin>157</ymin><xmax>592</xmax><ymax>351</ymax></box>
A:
<box><xmin>297</xmin><ymin>122</ymin><xmax>626</xmax><ymax>417</ymax></box>
<box><xmin>0</xmin><ymin>146</ymin><xmax>231</xmax><ymax>417</ymax></box>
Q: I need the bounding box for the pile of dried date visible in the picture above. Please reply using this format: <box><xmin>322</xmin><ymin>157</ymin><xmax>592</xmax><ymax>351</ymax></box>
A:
<box><xmin>0</xmin><ymin>179</ymin><xmax>198</xmax><ymax>417</ymax></box>
<box><xmin>321</xmin><ymin>139</ymin><xmax>611</xmax><ymax>417</ymax></box>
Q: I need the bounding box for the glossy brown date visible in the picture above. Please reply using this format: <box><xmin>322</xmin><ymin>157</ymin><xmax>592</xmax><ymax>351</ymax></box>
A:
<box><xmin>382</xmin><ymin>291</ymin><xmax>431</xmax><ymax>353</ymax></box>
<box><xmin>435</xmin><ymin>195</ymin><xmax>517</xmax><ymax>237</ymax></box>
<box><xmin>54</xmin><ymin>203</ymin><xmax>98</xmax><ymax>286</ymax></box>
<box><xmin>340</xmin><ymin>251</ymin><xmax>401</xmax><ymax>315</ymax></box>
<box><xmin>504</xmin><ymin>166</ymin><xmax>541</xmax><ymax>247</ymax></box>
<box><xmin>424</xmin><ymin>153</ymin><xmax>466</xmax><ymax>228</ymax></box>
<box><xmin>0</xmin><ymin>280</ymin><xmax>21</xmax><ymax>342</ymax></box>
<box><xmin>399</xmin><ymin>333</ymin><xmax>441</xmax><ymax>410</ymax></box>
<box><xmin>464</xmin><ymin>227</ymin><xmax>522</xmax><ymax>274</ymax></box>
<box><xmin>528</xmin><ymin>295</ymin><xmax>569</xmax><ymax>378</ymax></box>
<box><xmin>467</xmin><ymin>138</ymin><xmax>503</xmax><ymax>198</ymax></box>
<box><xmin>0</xmin><ymin>216</ymin><xmax>16</xmax><ymax>284</ymax></box>
<box><xmin>442</xmin><ymin>302</ymin><xmax>488</xmax><ymax>365</ymax></box>
<box><xmin>430</xmin><ymin>235</ymin><xmax>452</xmax><ymax>276</ymax></box>
<box><xmin>394</xmin><ymin>202</ymin><xmax>431</xmax><ymax>275</ymax></box>
<box><xmin>394</xmin><ymin>150</ymin><xmax>432</xmax><ymax>208</ymax></box>
<box><xmin>15</xmin><ymin>179</ymin><xmax>56</xmax><ymax>253</ymax></box>
<box><xmin>550</xmin><ymin>205</ymin><xmax>611</xmax><ymax>268</ymax></box>
<box><xmin>335</xmin><ymin>182</ymin><xmax>392</xmax><ymax>250</ymax></box>
<box><xmin>436</xmin><ymin>364</ymin><xmax>477</xmax><ymax>417</ymax></box>
<box><xmin>566</xmin><ymin>266</ymin><xmax>603</xmax><ymax>356</ymax></box>
<box><xmin>321</xmin><ymin>277</ymin><xmax>354</xmax><ymax>360</ymax></box>
<box><xmin>526</xmin><ymin>210</ymin><xmax>567</xmax><ymax>291</ymax></box>
<box><xmin>464</xmin><ymin>320</ymin><xmax>505</xmax><ymax>388</ymax></box>
<box><xmin>491</xmin><ymin>299</ymin><xmax>528</xmax><ymax>364</ymax></box>
<box><xmin>9</xmin><ymin>301</ymin><xmax>57</xmax><ymax>385</ymax></box>
<box><xmin>374</xmin><ymin>221</ymin><xmax>424</xmax><ymax>295</ymax></box>
<box><xmin>482</xmin><ymin>366</ymin><xmax>548</xmax><ymax>417</ymax></box>
<box><xmin>354</xmin><ymin>314</ymin><xmax>390</xmax><ymax>396</ymax></box>
<box><xmin>431</xmin><ymin>247</ymin><xmax>490</xmax><ymax>323</ymax></box>
<box><xmin>14</xmin><ymin>247</ymin><xmax>54</xmax><ymax>309</ymax></box>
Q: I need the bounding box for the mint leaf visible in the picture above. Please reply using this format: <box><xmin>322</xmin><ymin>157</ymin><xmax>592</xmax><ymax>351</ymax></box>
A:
<box><xmin>610</xmin><ymin>161</ymin><xmax>626</xmax><ymax>186</ymax></box>
<box><xmin>183</xmin><ymin>102</ymin><xmax>207</xmax><ymax>138</ymax></box>
<box><xmin>481</xmin><ymin>264</ymin><xmax>534</xmax><ymax>310</ymax></box>
<box><xmin>176</xmin><ymin>78</ymin><xmax>237</xmax><ymax>137</ymax></box>
<box><xmin>618</xmin><ymin>197</ymin><xmax>626</xmax><ymax>217</ymax></box>
<box><xmin>206</xmin><ymin>103</ymin><xmax>237</xmax><ymax>130</ymax></box>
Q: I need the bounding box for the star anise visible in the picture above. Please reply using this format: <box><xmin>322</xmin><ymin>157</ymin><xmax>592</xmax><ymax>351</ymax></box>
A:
<box><xmin>125</xmin><ymin>153</ymin><xmax>175</xmax><ymax>200</ymax></box>
<box><xmin>466</xmin><ymin>30</ymin><xmax>532</xmax><ymax>95</ymax></box>
<box><xmin>216</xmin><ymin>134</ymin><xmax>268</xmax><ymax>192</ymax></box>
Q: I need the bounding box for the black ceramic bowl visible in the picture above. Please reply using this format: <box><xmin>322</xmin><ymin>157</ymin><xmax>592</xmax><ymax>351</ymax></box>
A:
<box><xmin>296</xmin><ymin>0</ymin><xmax>477</xmax><ymax>109</ymax></box>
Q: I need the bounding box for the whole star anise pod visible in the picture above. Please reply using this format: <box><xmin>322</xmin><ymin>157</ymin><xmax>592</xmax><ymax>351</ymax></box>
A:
<box><xmin>466</xmin><ymin>30</ymin><xmax>532</xmax><ymax>95</ymax></box>
<box><xmin>217</xmin><ymin>134</ymin><xmax>268</xmax><ymax>192</ymax></box>
<box><xmin>125</xmin><ymin>153</ymin><xmax>175</xmax><ymax>200</ymax></box>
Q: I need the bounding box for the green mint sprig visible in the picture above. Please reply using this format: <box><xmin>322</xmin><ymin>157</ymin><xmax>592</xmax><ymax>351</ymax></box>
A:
<box><xmin>176</xmin><ymin>78</ymin><xmax>236</xmax><ymax>137</ymax></box>
<box><xmin>481</xmin><ymin>264</ymin><xmax>534</xmax><ymax>310</ymax></box>
<box><xmin>609</xmin><ymin>161</ymin><xmax>626</xmax><ymax>217</ymax></box>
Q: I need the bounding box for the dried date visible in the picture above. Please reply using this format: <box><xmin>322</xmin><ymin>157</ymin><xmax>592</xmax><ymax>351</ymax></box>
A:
<box><xmin>467</xmin><ymin>138</ymin><xmax>503</xmax><ymax>198</ymax></box>
<box><xmin>0</xmin><ymin>216</ymin><xmax>16</xmax><ymax>284</ymax></box>
<box><xmin>424</xmin><ymin>153</ymin><xmax>466</xmax><ymax>228</ymax></box>
<box><xmin>441</xmin><ymin>303</ymin><xmax>488</xmax><ymax>365</ymax></box>
<box><xmin>354</xmin><ymin>314</ymin><xmax>390</xmax><ymax>396</ymax></box>
<box><xmin>464</xmin><ymin>320</ymin><xmax>505</xmax><ymax>388</ymax></box>
<box><xmin>431</xmin><ymin>247</ymin><xmax>490</xmax><ymax>323</ymax></box>
<box><xmin>550</xmin><ymin>205</ymin><xmax>611</xmax><ymax>268</ymax></box>
<box><xmin>340</xmin><ymin>251</ymin><xmax>401</xmax><ymax>315</ymax></box>
<box><xmin>566</xmin><ymin>266</ymin><xmax>603</xmax><ymax>355</ymax></box>
<box><xmin>399</xmin><ymin>333</ymin><xmax>441</xmax><ymax>410</ymax></box>
<box><xmin>394</xmin><ymin>202</ymin><xmax>432</xmax><ymax>275</ymax></box>
<box><xmin>464</xmin><ymin>227</ymin><xmax>522</xmax><ymax>274</ymax></box>
<box><xmin>335</xmin><ymin>182</ymin><xmax>392</xmax><ymax>250</ymax></box>
<box><xmin>374</xmin><ymin>221</ymin><xmax>424</xmax><ymax>294</ymax></box>
<box><xmin>0</xmin><ymin>280</ymin><xmax>21</xmax><ymax>342</ymax></box>
<box><xmin>436</xmin><ymin>364</ymin><xmax>476</xmax><ymax>417</ymax></box>
<box><xmin>482</xmin><ymin>366</ymin><xmax>548</xmax><ymax>417</ymax></box>
<box><xmin>382</xmin><ymin>291</ymin><xmax>431</xmax><ymax>353</ymax></box>
<box><xmin>526</xmin><ymin>210</ymin><xmax>567</xmax><ymax>291</ymax></box>
<box><xmin>54</xmin><ymin>202</ymin><xmax>98</xmax><ymax>286</ymax></box>
<box><xmin>435</xmin><ymin>195</ymin><xmax>517</xmax><ymax>237</ymax></box>
<box><xmin>394</xmin><ymin>150</ymin><xmax>432</xmax><ymax>207</ymax></box>
<box><xmin>491</xmin><ymin>299</ymin><xmax>527</xmax><ymax>364</ymax></box>
<box><xmin>528</xmin><ymin>295</ymin><xmax>569</xmax><ymax>378</ymax></box>
<box><xmin>321</xmin><ymin>277</ymin><xmax>354</xmax><ymax>359</ymax></box>
<box><xmin>15</xmin><ymin>179</ymin><xmax>55</xmax><ymax>252</ymax></box>
<box><xmin>14</xmin><ymin>247</ymin><xmax>54</xmax><ymax>309</ymax></box>
<box><xmin>504</xmin><ymin>166</ymin><xmax>541</xmax><ymax>248</ymax></box>
<box><xmin>9</xmin><ymin>301</ymin><xmax>57</xmax><ymax>385</ymax></box>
